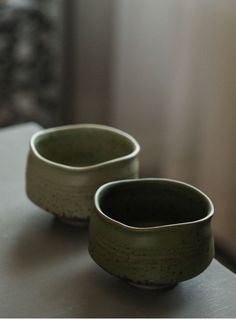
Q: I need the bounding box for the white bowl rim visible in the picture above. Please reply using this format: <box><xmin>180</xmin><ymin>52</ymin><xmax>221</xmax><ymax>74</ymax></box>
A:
<box><xmin>94</xmin><ymin>178</ymin><xmax>214</xmax><ymax>232</ymax></box>
<box><xmin>30</xmin><ymin>123</ymin><xmax>140</xmax><ymax>171</ymax></box>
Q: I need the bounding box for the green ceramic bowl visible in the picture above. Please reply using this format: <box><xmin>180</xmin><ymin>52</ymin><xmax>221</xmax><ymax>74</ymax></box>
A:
<box><xmin>89</xmin><ymin>178</ymin><xmax>214</xmax><ymax>289</ymax></box>
<box><xmin>26</xmin><ymin>124</ymin><xmax>140</xmax><ymax>225</ymax></box>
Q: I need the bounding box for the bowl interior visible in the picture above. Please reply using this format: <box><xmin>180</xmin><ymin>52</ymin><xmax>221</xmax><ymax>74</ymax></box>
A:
<box><xmin>97</xmin><ymin>180</ymin><xmax>212</xmax><ymax>228</ymax></box>
<box><xmin>34</xmin><ymin>126</ymin><xmax>136</xmax><ymax>167</ymax></box>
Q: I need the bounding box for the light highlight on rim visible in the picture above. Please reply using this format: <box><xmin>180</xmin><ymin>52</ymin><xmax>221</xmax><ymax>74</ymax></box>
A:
<box><xmin>30</xmin><ymin>123</ymin><xmax>140</xmax><ymax>171</ymax></box>
<box><xmin>94</xmin><ymin>178</ymin><xmax>214</xmax><ymax>232</ymax></box>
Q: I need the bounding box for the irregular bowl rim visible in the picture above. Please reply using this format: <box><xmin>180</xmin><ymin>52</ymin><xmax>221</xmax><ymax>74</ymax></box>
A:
<box><xmin>94</xmin><ymin>178</ymin><xmax>214</xmax><ymax>232</ymax></box>
<box><xmin>30</xmin><ymin>123</ymin><xmax>140</xmax><ymax>171</ymax></box>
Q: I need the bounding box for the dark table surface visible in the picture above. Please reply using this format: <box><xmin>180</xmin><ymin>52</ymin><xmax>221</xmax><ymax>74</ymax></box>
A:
<box><xmin>0</xmin><ymin>122</ymin><xmax>236</xmax><ymax>318</ymax></box>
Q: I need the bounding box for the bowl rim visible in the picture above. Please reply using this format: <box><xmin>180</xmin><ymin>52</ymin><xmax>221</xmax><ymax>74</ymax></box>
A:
<box><xmin>94</xmin><ymin>178</ymin><xmax>214</xmax><ymax>232</ymax></box>
<box><xmin>30</xmin><ymin>123</ymin><xmax>140</xmax><ymax>171</ymax></box>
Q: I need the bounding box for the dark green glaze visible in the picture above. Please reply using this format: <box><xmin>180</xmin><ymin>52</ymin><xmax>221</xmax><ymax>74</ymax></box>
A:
<box><xmin>89</xmin><ymin>178</ymin><xmax>214</xmax><ymax>288</ymax></box>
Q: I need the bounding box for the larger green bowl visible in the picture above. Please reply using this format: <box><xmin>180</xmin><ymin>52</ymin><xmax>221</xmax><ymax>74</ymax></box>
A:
<box><xmin>88</xmin><ymin>178</ymin><xmax>214</xmax><ymax>289</ymax></box>
<box><xmin>26</xmin><ymin>124</ymin><xmax>140</xmax><ymax>225</ymax></box>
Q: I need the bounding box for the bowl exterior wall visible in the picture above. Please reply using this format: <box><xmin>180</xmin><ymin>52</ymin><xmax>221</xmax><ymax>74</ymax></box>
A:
<box><xmin>26</xmin><ymin>149</ymin><xmax>139</xmax><ymax>221</ymax></box>
<box><xmin>89</xmin><ymin>210</ymin><xmax>214</xmax><ymax>286</ymax></box>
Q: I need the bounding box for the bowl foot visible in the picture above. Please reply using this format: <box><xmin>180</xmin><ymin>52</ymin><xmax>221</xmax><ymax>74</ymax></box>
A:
<box><xmin>128</xmin><ymin>281</ymin><xmax>177</xmax><ymax>290</ymax></box>
<box><xmin>57</xmin><ymin>216</ymin><xmax>89</xmax><ymax>226</ymax></box>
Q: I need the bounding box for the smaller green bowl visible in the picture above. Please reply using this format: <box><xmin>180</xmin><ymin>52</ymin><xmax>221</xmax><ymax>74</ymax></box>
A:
<box><xmin>26</xmin><ymin>124</ymin><xmax>140</xmax><ymax>225</ymax></box>
<box><xmin>88</xmin><ymin>178</ymin><xmax>214</xmax><ymax>289</ymax></box>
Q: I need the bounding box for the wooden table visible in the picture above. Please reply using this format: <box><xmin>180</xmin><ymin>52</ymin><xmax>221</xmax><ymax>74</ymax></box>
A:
<box><xmin>0</xmin><ymin>123</ymin><xmax>236</xmax><ymax>318</ymax></box>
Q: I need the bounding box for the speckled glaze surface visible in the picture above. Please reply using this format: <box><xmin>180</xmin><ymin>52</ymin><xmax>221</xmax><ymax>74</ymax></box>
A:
<box><xmin>88</xmin><ymin>178</ymin><xmax>214</xmax><ymax>288</ymax></box>
<box><xmin>26</xmin><ymin>124</ymin><xmax>140</xmax><ymax>224</ymax></box>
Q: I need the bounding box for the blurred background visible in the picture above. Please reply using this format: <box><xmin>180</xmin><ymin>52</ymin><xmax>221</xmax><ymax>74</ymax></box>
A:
<box><xmin>0</xmin><ymin>0</ymin><xmax>235</xmax><ymax>271</ymax></box>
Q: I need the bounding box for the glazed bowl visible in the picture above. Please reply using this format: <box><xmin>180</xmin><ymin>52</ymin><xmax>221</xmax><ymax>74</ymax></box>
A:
<box><xmin>89</xmin><ymin>178</ymin><xmax>214</xmax><ymax>288</ymax></box>
<box><xmin>26</xmin><ymin>124</ymin><xmax>140</xmax><ymax>225</ymax></box>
